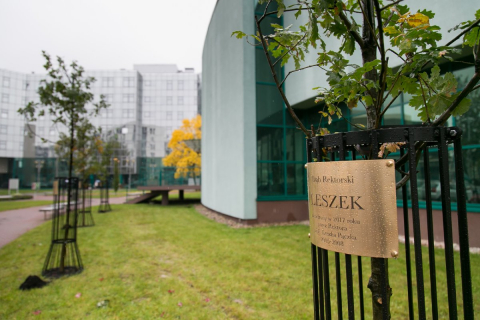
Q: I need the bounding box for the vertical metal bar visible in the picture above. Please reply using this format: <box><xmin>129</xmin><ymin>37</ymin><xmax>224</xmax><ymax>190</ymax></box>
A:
<box><xmin>423</xmin><ymin>145</ymin><xmax>438</xmax><ymax>319</ymax></box>
<box><xmin>318</xmin><ymin>246</ymin><xmax>326</xmax><ymax>320</ymax></box>
<box><xmin>357</xmin><ymin>256</ymin><xmax>365</xmax><ymax>320</ymax></box>
<box><xmin>399</xmin><ymin>147</ymin><xmax>414</xmax><ymax>320</ymax></box>
<box><xmin>308</xmin><ymin>138</ymin><xmax>321</xmax><ymax>320</ymax></box>
<box><xmin>437</xmin><ymin>128</ymin><xmax>457</xmax><ymax>319</ymax></box>
<box><xmin>400</xmin><ymin>163</ymin><xmax>414</xmax><ymax>318</ymax></box>
<box><xmin>452</xmin><ymin>133</ymin><xmax>474</xmax><ymax>319</ymax></box>
<box><xmin>323</xmin><ymin>249</ymin><xmax>332</xmax><ymax>319</ymax></box>
<box><xmin>345</xmin><ymin>255</ymin><xmax>355</xmax><ymax>320</ymax></box>
<box><xmin>314</xmin><ymin>247</ymin><xmax>322</xmax><ymax>319</ymax></box>
<box><xmin>352</xmin><ymin>149</ymin><xmax>365</xmax><ymax>320</ymax></box>
<box><xmin>407</xmin><ymin>130</ymin><xmax>427</xmax><ymax>319</ymax></box>
<box><xmin>335</xmin><ymin>253</ymin><xmax>343</xmax><ymax>320</ymax></box>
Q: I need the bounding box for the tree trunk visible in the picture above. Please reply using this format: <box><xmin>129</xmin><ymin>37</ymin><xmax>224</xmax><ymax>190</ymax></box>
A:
<box><xmin>361</xmin><ymin>1</ymin><xmax>391</xmax><ymax>319</ymax></box>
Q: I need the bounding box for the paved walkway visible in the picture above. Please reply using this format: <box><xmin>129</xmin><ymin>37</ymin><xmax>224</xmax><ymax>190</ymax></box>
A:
<box><xmin>0</xmin><ymin>195</ymin><xmax>126</xmax><ymax>248</ymax></box>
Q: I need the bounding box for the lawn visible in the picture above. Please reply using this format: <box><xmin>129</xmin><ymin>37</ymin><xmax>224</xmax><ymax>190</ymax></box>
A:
<box><xmin>0</xmin><ymin>204</ymin><xmax>478</xmax><ymax>319</ymax></box>
<box><xmin>0</xmin><ymin>200</ymin><xmax>53</xmax><ymax>213</ymax></box>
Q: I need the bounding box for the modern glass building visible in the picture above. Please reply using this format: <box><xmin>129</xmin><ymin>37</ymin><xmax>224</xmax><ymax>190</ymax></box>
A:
<box><xmin>201</xmin><ymin>0</ymin><xmax>480</xmax><ymax>223</ymax></box>
<box><xmin>0</xmin><ymin>65</ymin><xmax>200</xmax><ymax>188</ymax></box>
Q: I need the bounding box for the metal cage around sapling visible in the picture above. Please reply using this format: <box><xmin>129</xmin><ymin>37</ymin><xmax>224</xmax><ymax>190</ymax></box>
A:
<box><xmin>42</xmin><ymin>177</ymin><xmax>83</xmax><ymax>278</ymax></box>
<box><xmin>98</xmin><ymin>179</ymin><xmax>111</xmax><ymax>213</ymax></box>
<box><xmin>78</xmin><ymin>182</ymin><xmax>94</xmax><ymax>227</ymax></box>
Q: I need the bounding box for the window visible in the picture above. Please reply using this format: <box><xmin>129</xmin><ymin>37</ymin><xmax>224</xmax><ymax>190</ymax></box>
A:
<box><xmin>23</xmin><ymin>80</ymin><xmax>29</xmax><ymax>90</ymax></box>
<box><xmin>122</xmin><ymin>109</ymin><xmax>135</xmax><ymax>118</ymax></box>
<box><xmin>166</xmin><ymin>80</ymin><xmax>173</xmax><ymax>90</ymax></box>
<box><xmin>37</xmin><ymin>127</ymin><xmax>44</xmax><ymax>135</ymax></box>
<box><xmin>1</xmin><ymin>109</ymin><xmax>8</xmax><ymax>118</ymax></box>
<box><xmin>0</xmin><ymin>141</ymin><xmax>6</xmax><ymax>150</ymax></box>
<box><xmin>166</xmin><ymin>111</ymin><xmax>173</xmax><ymax>120</ymax></box>
<box><xmin>177</xmin><ymin>96</ymin><xmax>184</xmax><ymax>105</ymax></box>
<box><xmin>102</xmin><ymin>94</ymin><xmax>112</xmax><ymax>102</ymax></box>
<box><xmin>0</xmin><ymin>125</ymin><xmax>6</xmax><ymax>134</ymax></box>
<box><xmin>177</xmin><ymin>111</ymin><xmax>183</xmax><ymax>120</ymax></box>
<box><xmin>166</xmin><ymin>96</ymin><xmax>172</xmax><ymax>105</ymax></box>
<box><xmin>106</xmin><ymin>110</ymin><xmax>113</xmax><ymax>118</ymax></box>
<box><xmin>123</xmin><ymin>94</ymin><xmax>135</xmax><ymax>103</ymax></box>
<box><xmin>150</xmin><ymin>144</ymin><xmax>155</xmax><ymax>150</ymax></box>
<box><xmin>123</xmin><ymin>77</ymin><xmax>135</xmax><ymax>87</ymax></box>
<box><xmin>144</xmin><ymin>111</ymin><xmax>151</xmax><ymax>118</ymax></box>
<box><xmin>149</xmin><ymin>128</ymin><xmax>155</xmax><ymax>134</ymax></box>
<box><xmin>1</xmin><ymin>94</ymin><xmax>9</xmax><ymax>103</ymax></box>
<box><xmin>178</xmin><ymin>80</ymin><xmax>184</xmax><ymax>90</ymax></box>
<box><xmin>49</xmin><ymin>128</ymin><xmax>56</xmax><ymax>135</ymax></box>
<box><xmin>102</xmin><ymin>77</ymin><xmax>114</xmax><ymax>87</ymax></box>
<box><xmin>144</xmin><ymin>96</ymin><xmax>151</xmax><ymax>103</ymax></box>
<box><xmin>144</xmin><ymin>80</ymin><xmax>152</xmax><ymax>87</ymax></box>
<box><xmin>2</xmin><ymin>77</ymin><xmax>10</xmax><ymax>88</ymax></box>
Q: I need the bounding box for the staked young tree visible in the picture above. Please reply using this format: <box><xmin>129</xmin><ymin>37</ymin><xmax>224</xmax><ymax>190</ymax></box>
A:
<box><xmin>234</xmin><ymin>1</ymin><xmax>480</xmax><ymax>318</ymax></box>
<box><xmin>18</xmin><ymin>51</ymin><xmax>108</xmax><ymax>273</ymax></box>
<box><xmin>163</xmin><ymin>115</ymin><xmax>202</xmax><ymax>184</ymax></box>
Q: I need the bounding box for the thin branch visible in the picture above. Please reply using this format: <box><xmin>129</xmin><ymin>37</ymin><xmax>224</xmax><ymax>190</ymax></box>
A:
<box><xmin>378</xmin><ymin>92</ymin><xmax>401</xmax><ymax>119</ymax></box>
<box><xmin>418</xmin><ymin>76</ymin><xmax>431</xmax><ymax>122</ymax></box>
<box><xmin>272</xmin><ymin>33</ymin><xmax>307</xmax><ymax>67</ymax></box>
<box><xmin>259</xmin><ymin>7</ymin><xmax>315</xmax><ymax>22</ymax></box>
<box><xmin>472</xmin><ymin>84</ymin><xmax>480</xmax><ymax>91</ymax></box>
<box><xmin>374</xmin><ymin>1</ymin><xmax>387</xmax><ymax>112</ymax></box>
<box><xmin>255</xmin><ymin>15</ymin><xmax>311</xmax><ymax>138</ymax></box>
<box><xmin>433</xmin><ymin>71</ymin><xmax>480</xmax><ymax>126</ymax></box>
<box><xmin>445</xmin><ymin>17</ymin><xmax>480</xmax><ymax>47</ymax></box>
<box><xmin>338</xmin><ymin>9</ymin><xmax>365</xmax><ymax>48</ymax></box>
<box><xmin>280</xmin><ymin>64</ymin><xmax>323</xmax><ymax>87</ymax></box>
<box><xmin>387</xmin><ymin>48</ymin><xmax>406</xmax><ymax>63</ymax></box>
<box><xmin>380</xmin><ymin>0</ymin><xmax>404</xmax><ymax>12</ymax></box>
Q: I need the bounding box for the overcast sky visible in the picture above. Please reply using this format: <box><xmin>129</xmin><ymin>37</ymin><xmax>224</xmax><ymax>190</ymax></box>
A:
<box><xmin>0</xmin><ymin>0</ymin><xmax>218</xmax><ymax>74</ymax></box>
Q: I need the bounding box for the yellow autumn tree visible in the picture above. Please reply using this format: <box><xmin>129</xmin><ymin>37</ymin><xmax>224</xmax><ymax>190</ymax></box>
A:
<box><xmin>163</xmin><ymin>115</ymin><xmax>201</xmax><ymax>182</ymax></box>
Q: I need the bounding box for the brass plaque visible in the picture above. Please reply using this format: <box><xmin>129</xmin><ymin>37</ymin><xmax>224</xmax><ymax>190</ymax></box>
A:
<box><xmin>307</xmin><ymin>160</ymin><xmax>399</xmax><ymax>258</ymax></box>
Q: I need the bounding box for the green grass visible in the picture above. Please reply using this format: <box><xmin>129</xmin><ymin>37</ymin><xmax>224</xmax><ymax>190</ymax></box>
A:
<box><xmin>0</xmin><ymin>200</ymin><xmax>53</xmax><ymax>212</ymax></box>
<box><xmin>0</xmin><ymin>204</ymin><xmax>478</xmax><ymax>319</ymax></box>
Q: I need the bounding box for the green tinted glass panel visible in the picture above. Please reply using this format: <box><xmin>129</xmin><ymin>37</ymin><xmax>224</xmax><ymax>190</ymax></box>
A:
<box><xmin>287</xmin><ymin>163</ymin><xmax>306</xmax><ymax>195</ymax></box>
<box><xmin>383</xmin><ymin>105</ymin><xmax>402</xmax><ymax>126</ymax></box>
<box><xmin>286</xmin><ymin>128</ymin><xmax>306</xmax><ymax>162</ymax></box>
<box><xmin>258</xmin><ymin>162</ymin><xmax>284</xmax><ymax>197</ymax></box>
<box><xmin>257</xmin><ymin>126</ymin><xmax>284</xmax><ymax>161</ymax></box>
<box><xmin>256</xmin><ymin>84</ymin><xmax>284</xmax><ymax>125</ymax></box>
<box><xmin>256</xmin><ymin>48</ymin><xmax>281</xmax><ymax>84</ymax></box>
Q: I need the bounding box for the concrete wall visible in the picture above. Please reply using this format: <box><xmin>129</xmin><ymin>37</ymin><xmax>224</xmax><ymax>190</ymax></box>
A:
<box><xmin>201</xmin><ymin>0</ymin><xmax>257</xmax><ymax>220</ymax></box>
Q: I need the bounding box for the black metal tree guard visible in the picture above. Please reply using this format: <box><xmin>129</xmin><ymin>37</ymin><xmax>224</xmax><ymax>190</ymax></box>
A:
<box><xmin>42</xmin><ymin>177</ymin><xmax>83</xmax><ymax>278</ymax></box>
<box><xmin>98</xmin><ymin>179</ymin><xmax>111</xmax><ymax>213</ymax></box>
<box><xmin>78</xmin><ymin>182</ymin><xmax>94</xmax><ymax>227</ymax></box>
<box><xmin>307</xmin><ymin>126</ymin><xmax>473</xmax><ymax>320</ymax></box>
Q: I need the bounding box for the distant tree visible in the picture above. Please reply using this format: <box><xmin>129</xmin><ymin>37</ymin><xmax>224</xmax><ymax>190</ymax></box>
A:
<box><xmin>55</xmin><ymin>119</ymin><xmax>102</xmax><ymax>188</ymax></box>
<box><xmin>97</xmin><ymin>135</ymin><xmax>122</xmax><ymax>184</ymax></box>
<box><xmin>163</xmin><ymin>115</ymin><xmax>201</xmax><ymax>183</ymax></box>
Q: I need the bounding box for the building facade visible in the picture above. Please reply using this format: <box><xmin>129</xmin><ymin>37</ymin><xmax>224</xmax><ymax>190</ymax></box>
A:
<box><xmin>201</xmin><ymin>0</ymin><xmax>480</xmax><ymax>223</ymax></box>
<box><xmin>0</xmin><ymin>64</ymin><xmax>200</xmax><ymax>188</ymax></box>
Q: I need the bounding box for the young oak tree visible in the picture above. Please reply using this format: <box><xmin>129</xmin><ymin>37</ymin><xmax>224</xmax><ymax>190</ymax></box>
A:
<box><xmin>163</xmin><ymin>115</ymin><xmax>202</xmax><ymax>184</ymax></box>
<box><xmin>18</xmin><ymin>51</ymin><xmax>108</xmax><ymax>272</ymax></box>
<box><xmin>234</xmin><ymin>1</ymin><xmax>480</xmax><ymax>318</ymax></box>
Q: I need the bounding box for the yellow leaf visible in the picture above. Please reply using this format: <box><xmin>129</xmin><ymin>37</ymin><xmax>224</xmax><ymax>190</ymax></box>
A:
<box><xmin>347</xmin><ymin>98</ymin><xmax>358</xmax><ymax>109</ymax></box>
<box><xmin>383</xmin><ymin>26</ymin><xmax>398</xmax><ymax>35</ymax></box>
<box><xmin>407</xmin><ymin>13</ymin><xmax>429</xmax><ymax>28</ymax></box>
